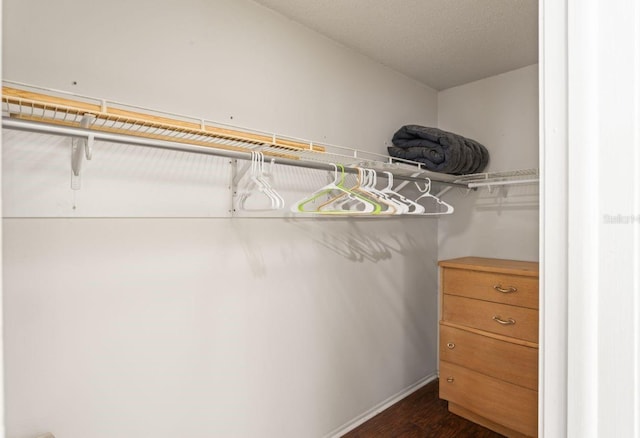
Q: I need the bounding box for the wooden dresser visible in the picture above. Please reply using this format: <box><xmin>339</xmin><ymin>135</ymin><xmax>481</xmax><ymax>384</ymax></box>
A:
<box><xmin>438</xmin><ymin>257</ymin><xmax>539</xmax><ymax>437</ymax></box>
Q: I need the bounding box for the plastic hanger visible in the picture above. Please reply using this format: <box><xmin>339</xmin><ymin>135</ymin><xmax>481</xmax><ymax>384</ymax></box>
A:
<box><xmin>291</xmin><ymin>164</ymin><xmax>382</xmax><ymax>215</ymax></box>
<box><xmin>362</xmin><ymin>168</ymin><xmax>406</xmax><ymax>214</ymax></box>
<box><xmin>238</xmin><ymin>151</ymin><xmax>284</xmax><ymax>210</ymax></box>
<box><xmin>318</xmin><ymin>167</ymin><xmax>396</xmax><ymax>214</ymax></box>
<box><xmin>412</xmin><ymin>179</ymin><xmax>455</xmax><ymax>215</ymax></box>
<box><xmin>255</xmin><ymin>152</ymin><xmax>284</xmax><ymax>209</ymax></box>
<box><xmin>380</xmin><ymin>171</ymin><xmax>426</xmax><ymax>214</ymax></box>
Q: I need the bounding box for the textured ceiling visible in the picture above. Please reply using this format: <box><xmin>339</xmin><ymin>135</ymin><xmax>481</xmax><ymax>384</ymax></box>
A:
<box><xmin>252</xmin><ymin>0</ymin><xmax>538</xmax><ymax>90</ymax></box>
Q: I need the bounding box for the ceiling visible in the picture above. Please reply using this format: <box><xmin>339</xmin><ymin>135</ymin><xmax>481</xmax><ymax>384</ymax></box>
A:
<box><xmin>252</xmin><ymin>0</ymin><xmax>538</xmax><ymax>90</ymax></box>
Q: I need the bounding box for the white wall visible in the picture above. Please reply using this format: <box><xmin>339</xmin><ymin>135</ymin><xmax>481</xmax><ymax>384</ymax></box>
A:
<box><xmin>3</xmin><ymin>218</ymin><xmax>439</xmax><ymax>438</ymax></box>
<box><xmin>539</xmin><ymin>0</ymin><xmax>569</xmax><ymax>435</ymax></box>
<box><xmin>0</xmin><ymin>0</ymin><xmax>5</xmax><ymax>435</ymax></box>
<box><xmin>2</xmin><ymin>0</ymin><xmax>436</xmax><ymax>153</ymax></box>
<box><xmin>541</xmin><ymin>1</ymin><xmax>640</xmax><ymax>436</ymax></box>
<box><xmin>2</xmin><ymin>1</ymin><xmax>440</xmax><ymax>437</ymax></box>
<box><xmin>437</xmin><ymin>65</ymin><xmax>539</xmax><ymax>261</ymax></box>
<box><xmin>564</xmin><ymin>0</ymin><xmax>640</xmax><ymax>436</ymax></box>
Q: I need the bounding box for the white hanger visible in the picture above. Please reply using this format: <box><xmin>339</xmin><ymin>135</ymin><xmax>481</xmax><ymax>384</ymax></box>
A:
<box><xmin>238</xmin><ymin>151</ymin><xmax>284</xmax><ymax>210</ymax></box>
<box><xmin>363</xmin><ymin>168</ymin><xmax>408</xmax><ymax>214</ymax></box>
<box><xmin>381</xmin><ymin>171</ymin><xmax>426</xmax><ymax>214</ymax></box>
<box><xmin>320</xmin><ymin>167</ymin><xmax>396</xmax><ymax>214</ymax></box>
<box><xmin>412</xmin><ymin>179</ymin><xmax>455</xmax><ymax>215</ymax></box>
<box><xmin>255</xmin><ymin>152</ymin><xmax>284</xmax><ymax>209</ymax></box>
<box><xmin>291</xmin><ymin>164</ymin><xmax>382</xmax><ymax>215</ymax></box>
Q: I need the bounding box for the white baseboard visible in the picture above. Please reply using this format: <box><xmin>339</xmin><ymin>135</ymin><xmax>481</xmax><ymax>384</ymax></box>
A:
<box><xmin>323</xmin><ymin>373</ymin><xmax>439</xmax><ymax>438</ymax></box>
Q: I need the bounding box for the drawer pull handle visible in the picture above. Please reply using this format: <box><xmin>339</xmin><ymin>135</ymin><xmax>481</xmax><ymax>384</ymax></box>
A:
<box><xmin>493</xmin><ymin>315</ymin><xmax>516</xmax><ymax>325</ymax></box>
<box><xmin>494</xmin><ymin>284</ymin><xmax>518</xmax><ymax>293</ymax></box>
<box><xmin>447</xmin><ymin>342</ymin><xmax>455</xmax><ymax>349</ymax></box>
<box><xmin>446</xmin><ymin>377</ymin><xmax>455</xmax><ymax>383</ymax></box>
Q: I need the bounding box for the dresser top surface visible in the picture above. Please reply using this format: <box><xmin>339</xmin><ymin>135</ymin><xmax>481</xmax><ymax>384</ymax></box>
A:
<box><xmin>438</xmin><ymin>257</ymin><xmax>539</xmax><ymax>277</ymax></box>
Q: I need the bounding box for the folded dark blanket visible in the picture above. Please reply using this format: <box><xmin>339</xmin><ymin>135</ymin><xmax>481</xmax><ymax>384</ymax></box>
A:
<box><xmin>388</xmin><ymin>125</ymin><xmax>489</xmax><ymax>175</ymax></box>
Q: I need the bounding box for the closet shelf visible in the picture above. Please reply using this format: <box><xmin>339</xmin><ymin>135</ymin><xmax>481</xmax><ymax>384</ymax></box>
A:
<box><xmin>1</xmin><ymin>81</ymin><xmax>538</xmax><ymax>189</ymax></box>
<box><xmin>454</xmin><ymin>168</ymin><xmax>539</xmax><ymax>189</ymax></box>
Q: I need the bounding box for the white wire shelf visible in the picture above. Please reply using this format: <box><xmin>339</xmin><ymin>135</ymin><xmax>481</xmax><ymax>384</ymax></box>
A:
<box><xmin>454</xmin><ymin>168</ymin><xmax>539</xmax><ymax>188</ymax></box>
<box><xmin>1</xmin><ymin>80</ymin><xmax>538</xmax><ymax>190</ymax></box>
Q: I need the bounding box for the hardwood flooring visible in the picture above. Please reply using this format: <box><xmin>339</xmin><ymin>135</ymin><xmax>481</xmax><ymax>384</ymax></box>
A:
<box><xmin>341</xmin><ymin>379</ymin><xmax>504</xmax><ymax>438</ymax></box>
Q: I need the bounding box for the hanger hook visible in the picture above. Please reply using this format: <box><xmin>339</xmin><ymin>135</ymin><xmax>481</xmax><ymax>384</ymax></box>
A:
<box><xmin>415</xmin><ymin>178</ymin><xmax>432</xmax><ymax>193</ymax></box>
<box><xmin>328</xmin><ymin>163</ymin><xmax>339</xmax><ymax>184</ymax></box>
<box><xmin>383</xmin><ymin>171</ymin><xmax>395</xmax><ymax>190</ymax></box>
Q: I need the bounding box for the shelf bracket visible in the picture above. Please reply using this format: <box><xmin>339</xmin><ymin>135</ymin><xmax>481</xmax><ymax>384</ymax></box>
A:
<box><xmin>229</xmin><ymin>159</ymin><xmax>238</xmax><ymax>217</ymax></box>
<box><xmin>232</xmin><ymin>159</ymin><xmax>252</xmax><ymax>187</ymax></box>
<box><xmin>70</xmin><ymin>115</ymin><xmax>96</xmax><ymax>190</ymax></box>
<box><xmin>393</xmin><ymin>172</ymin><xmax>423</xmax><ymax>193</ymax></box>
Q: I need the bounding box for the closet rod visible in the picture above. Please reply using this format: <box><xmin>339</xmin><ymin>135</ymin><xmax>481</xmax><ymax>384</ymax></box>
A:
<box><xmin>467</xmin><ymin>179</ymin><xmax>539</xmax><ymax>189</ymax></box>
<box><xmin>2</xmin><ymin>117</ymin><xmax>468</xmax><ymax>187</ymax></box>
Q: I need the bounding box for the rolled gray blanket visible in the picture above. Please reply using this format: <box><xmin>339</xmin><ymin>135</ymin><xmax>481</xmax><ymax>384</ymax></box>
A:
<box><xmin>388</xmin><ymin>125</ymin><xmax>489</xmax><ymax>175</ymax></box>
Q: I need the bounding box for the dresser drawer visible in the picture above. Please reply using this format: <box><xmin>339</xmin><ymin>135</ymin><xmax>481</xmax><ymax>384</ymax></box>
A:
<box><xmin>442</xmin><ymin>295</ymin><xmax>538</xmax><ymax>343</ymax></box>
<box><xmin>442</xmin><ymin>267</ymin><xmax>538</xmax><ymax>309</ymax></box>
<box><xmin>440</xmin><ymin>323</ymin><xmax>538</xmax><ymax>390</ymax></box>
<box><xmin>440</xmin><ymin>361</ymin><xmax>538</xmax><ymax>437</ymax></box>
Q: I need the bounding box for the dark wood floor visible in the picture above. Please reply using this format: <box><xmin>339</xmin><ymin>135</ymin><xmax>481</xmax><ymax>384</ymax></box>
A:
<box><xmin>342</xmin><ymin>379</ymin><xmax>504</xmax><ymax>438</ymax></box>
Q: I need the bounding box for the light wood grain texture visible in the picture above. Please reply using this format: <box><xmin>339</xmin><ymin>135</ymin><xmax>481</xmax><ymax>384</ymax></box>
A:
<box><xmin>3</xmin><ymin>86</ymin><xmax>326</xmax><ymax>152</ymax></box>
<box><xmin>439</xmin><ymin>257</ymin><xmax>539</xmax><ymax>437</ymax></box>
<box><xmin>440</xmin><ymin>323</ymin><xmax>538</xmax><ymax>390</ymax></box>
<box><xmin>440</xmin><ymin>320</ymin><xmax>538</xmax><ymax>348</ymax></box>
<box><xmin>442</xmin><ymin>267</ymin><xmax>539</xmax><ymax>309</ymax></box>
<box><xmin>449</xmin><ymin>403</ymin><xmax>531</xmax><ymax>438</ymax></box>
<box><xmin>439</xmin><ymin>256</ymin><xmax>539</xmax><ymax>277</ymax></box>
<box><xmin>12</xmin><ymin>114</ymin><xmax>298</xmax><ymax>160</ymax></box>
<box><xmin>442</xmin><ymin>294</ymin><xmax>539</xmax><ymax>343</ymax></box>
<box><xmin>342</xmin><ymin>379</ymin><xmax>502</xmax><ymax>438</ymax></box>
<box><xmin>440</xmin><ymin>361</ymin><xmax>538</xmax><ymax>437</ymax></box>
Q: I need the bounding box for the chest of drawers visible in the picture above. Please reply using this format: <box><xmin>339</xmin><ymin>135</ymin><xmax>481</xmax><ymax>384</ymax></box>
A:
<box><xmin>439</xmin><ymin>257</ymin><xmax>539</xmax><ymax>437</ymax></box>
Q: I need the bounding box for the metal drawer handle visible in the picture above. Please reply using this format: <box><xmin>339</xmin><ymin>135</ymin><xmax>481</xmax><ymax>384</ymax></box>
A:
<box><xmin>447</xmin><ymin>342</ymin><xmax>455</xmax><ymax>349</ymax></box>
<box><xmin>494</xmin><ymin>284</ymin><xmax>518</xmax><ymax>293</ymax></box>
<box><xmin>446</xmin><ymin>377</ymin><xmax>455</xmax><ymax>383</ymax></box>
<box><xmin>493</xmin><ymin>315</ymin><xmax>516</xmax><ymax>325</ymax></box>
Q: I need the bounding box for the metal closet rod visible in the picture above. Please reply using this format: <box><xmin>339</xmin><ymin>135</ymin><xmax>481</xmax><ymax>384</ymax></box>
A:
<box><xmin>2</xmin><ymin>117</ymin><xmax>467</xmax><ymax>187</ymax></box>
